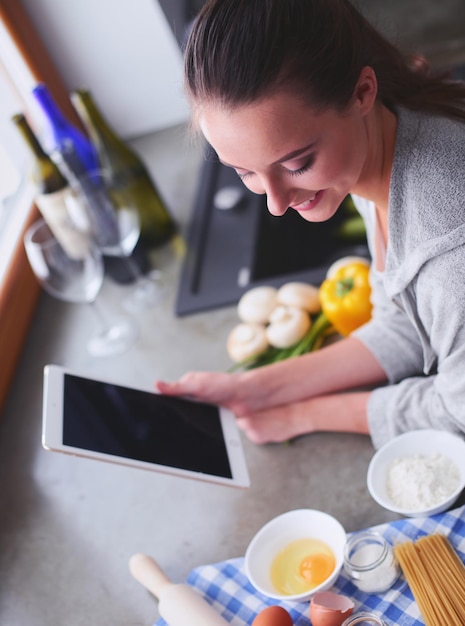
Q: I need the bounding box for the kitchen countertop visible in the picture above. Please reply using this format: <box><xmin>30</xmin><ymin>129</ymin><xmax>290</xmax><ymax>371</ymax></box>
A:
<box><xmin>0</xmin><ymin>123</ymin><xmax>400</xmax><ymax>626</ymax></box>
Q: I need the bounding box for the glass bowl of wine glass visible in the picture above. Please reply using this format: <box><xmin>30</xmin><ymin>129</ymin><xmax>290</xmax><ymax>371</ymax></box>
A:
<box><xmin>24</xmin><ymin>218</ymin><xmax>138</xmax><ymax>357</ymax></box>
<box><xmin>66</xmin><ymin>167</ymin><xmax>165</xmax><ymax>312</ymax></box>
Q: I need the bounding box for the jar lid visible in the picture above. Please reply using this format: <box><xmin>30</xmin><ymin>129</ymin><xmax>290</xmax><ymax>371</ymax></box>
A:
<box><xmin>341</xmin><ymin>611</ymin><xmax>387</xmax><ymax>625</ymax></box>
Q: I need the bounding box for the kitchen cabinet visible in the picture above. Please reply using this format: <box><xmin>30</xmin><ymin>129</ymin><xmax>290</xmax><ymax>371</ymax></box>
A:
<box><xmin>21</xmin><ymin>0</ymin><xmax>190</xmax><ymax>137</ymax></box>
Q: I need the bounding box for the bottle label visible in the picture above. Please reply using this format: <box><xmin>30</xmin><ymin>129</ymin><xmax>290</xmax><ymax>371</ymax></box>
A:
<box><xmin>35</xmin><ymin>188</ymin><xmax>91</xmax><ymax>260</ymax></box>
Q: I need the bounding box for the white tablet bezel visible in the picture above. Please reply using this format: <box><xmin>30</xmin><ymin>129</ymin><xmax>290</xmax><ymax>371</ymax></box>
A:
<box><xmin>42</xmin><ymin>364</ymin><xmax>250</xmax><ymax>489</ymax></box>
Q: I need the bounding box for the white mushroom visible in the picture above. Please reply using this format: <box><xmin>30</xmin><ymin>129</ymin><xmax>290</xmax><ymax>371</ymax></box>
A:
<box><xmin>227</xmin><ymin>323</ymin><xmax>269</xmax><ymax>363</ymax></box>
<box><xmin>237</xmin><ymin>286</ymin><xmax>278</xmax><ymax>324</ymax></box>
<box><xmin>326</xmin><ymin>256</ymin><xmax>370</xmax><ymax>279</ymax></box>
<box><xmin>266</xmin><ymin>305</ymin><xmax>311</xmax><ymax>349</ymax></box>
<box><xmin>277</xmin><ymin>281</ymin><xmax>321</xmax><ymax>314</ymax></box>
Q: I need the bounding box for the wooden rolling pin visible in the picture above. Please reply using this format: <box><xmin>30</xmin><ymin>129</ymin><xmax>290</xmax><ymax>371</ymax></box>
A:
<box><xmin>129</xmin><ymin>553</ymin><xmax>230</xmax><ymax>626</ymax></box>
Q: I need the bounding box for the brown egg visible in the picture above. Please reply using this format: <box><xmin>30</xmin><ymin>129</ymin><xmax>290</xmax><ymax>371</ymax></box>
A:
<box><xmin>309</xmin><ymin>591</ymin><xmax>354</xmax><ymax>626</ymax></box>
<box><xmin>252</xmin><ymin>605</ymin><xmax>293</xmax><ymax>626</ymax></box>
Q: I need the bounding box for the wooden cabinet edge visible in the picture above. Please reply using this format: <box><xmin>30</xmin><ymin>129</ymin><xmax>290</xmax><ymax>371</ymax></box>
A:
<box><xmin>0</xmin><ymin>2</ymin><xmax>84</xmax><ymax>414</ymax></box>
<box><xmin>0</xmin><ymin>205</ymin><xmax>41</xmax><ymax>415</ymax></box>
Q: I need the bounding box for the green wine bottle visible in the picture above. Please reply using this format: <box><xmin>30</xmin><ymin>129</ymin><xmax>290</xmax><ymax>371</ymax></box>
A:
<box><xmin>12</xmin><ymin>112</ymin><xmax>89</xmax><ymax>260</ymax></box>
<box><xmin>70</xmin><ymin>89</ymin><xmax>177</xmax><ymax>249</ymax></box>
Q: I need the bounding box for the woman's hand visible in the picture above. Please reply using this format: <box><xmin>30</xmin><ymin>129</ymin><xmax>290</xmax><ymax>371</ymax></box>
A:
<box><xmin>236</xmin><ymin>391</ymin><xmax>371</xmax><ymax>444</ymax></box>
<box><xmin>157</xmin><ymin>371</ymin><xmax>322</xmax><ymax>443</ymax></box>
<box><xmin>156</xmin><ymin>370</ymin><xmax>265</xmax><ymax>417</ymax></box>
<box><xmin>156</xmin><ymin>336</ymin><xmax>386</xmax><ymax>444</ymax></box>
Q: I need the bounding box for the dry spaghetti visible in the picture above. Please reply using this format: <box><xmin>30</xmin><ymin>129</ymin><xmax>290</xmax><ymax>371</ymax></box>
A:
<box><xmin>393</xmin><ymin>534</ymin><xmax>465</xmax><ymax>626</ymax></box>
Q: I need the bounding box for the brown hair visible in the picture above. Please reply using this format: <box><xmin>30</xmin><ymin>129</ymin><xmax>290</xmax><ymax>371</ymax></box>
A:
<box><xmin>184</xmin><ymin>0</ymin><xmax>465</xmax><ymax>120</ymax></box>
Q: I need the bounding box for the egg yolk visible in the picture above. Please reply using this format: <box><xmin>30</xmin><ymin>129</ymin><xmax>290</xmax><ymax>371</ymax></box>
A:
<box><xmin>299</xmin><ymin>553</ymin><xmax>335</xmax><ymax>586</ymax></box>
<box><xmin>270</xmin><ymin>538</ymin><xmax>336</xmax><ymax>595</ymax></box>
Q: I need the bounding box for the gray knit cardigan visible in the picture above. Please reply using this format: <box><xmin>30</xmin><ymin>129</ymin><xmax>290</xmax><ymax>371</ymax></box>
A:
<box><xmin>352</xmin><ymin>107</ymin><xmax>465</xmax><ymax>448</ymax></box>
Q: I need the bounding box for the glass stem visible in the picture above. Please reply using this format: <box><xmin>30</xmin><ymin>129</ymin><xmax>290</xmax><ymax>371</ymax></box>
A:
<box><xmin>89</xmin><ymin>299</ymin><xmax>111</xmax><ymax>332</ymax></box>
<box><xmin>124</xmin><ymin>252</ymin><xmax>160</xmax><ymax>294</ymax></box>
<box><xmin>123</xmin><ymin>253</ymin><xmax>147</xmax><ymax>285</ymax></box>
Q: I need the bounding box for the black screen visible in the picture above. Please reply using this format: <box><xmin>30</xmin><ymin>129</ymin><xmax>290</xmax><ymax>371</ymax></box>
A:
<box><xmin>62</xmin><ymin>374</ymin><xmax>233</xmax><ymax>478</ymax></box>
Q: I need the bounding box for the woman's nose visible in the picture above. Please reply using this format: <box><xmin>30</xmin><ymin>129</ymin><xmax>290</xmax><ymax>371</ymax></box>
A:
<box><xmin>264</xmin><ymin>179</ymin><xmax>290</xmax><ymax>217</ymax></box>
<box><xmin>242</xmin><ymin>174</ymin><xmax>290</xmax><ymax>216</ymax></box>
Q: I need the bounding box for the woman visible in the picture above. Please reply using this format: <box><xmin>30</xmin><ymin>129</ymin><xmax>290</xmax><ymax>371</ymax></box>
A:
<box><xmin>158</xmin><ymin>0</ymin><xmax>465</xmax><ymax>449</ymax></box>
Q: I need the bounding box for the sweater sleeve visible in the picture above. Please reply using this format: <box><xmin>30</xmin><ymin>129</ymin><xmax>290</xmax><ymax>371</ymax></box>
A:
<box><xmin>349</xmin><ymin>113</ymin><xmax>465</xmax><ymax>448</ymax></box>
<box><xmin>349</xmin><ymin>194</ymin><xmax>426</xmax><ymax>381</ymax></box>
<box><xmin>358</xmin><ymin>248</ymin><xmax>465</xmax><ymax>449</ymax></box>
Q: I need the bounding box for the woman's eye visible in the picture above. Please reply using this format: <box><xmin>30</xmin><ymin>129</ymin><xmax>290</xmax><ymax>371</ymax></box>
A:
<box><xmin>286</xmin><ymin>155</ymin><xmax>315</xmax><ymax>177</ymax></box>
<box><xmin>236</xmin><ymin>170</ymin><xmax>252</xmax><ymax>181</ymax></box>
<box><xmin>234</xmin><ymin>154</ymin><xmax>315</xmax><ymax>182</ymax></box>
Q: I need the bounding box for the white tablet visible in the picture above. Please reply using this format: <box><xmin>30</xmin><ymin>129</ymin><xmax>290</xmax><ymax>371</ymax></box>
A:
<box><xmin>42</xmin><ymin>364</ymin><xmax>250</xmax><ymax>489</ymax></box>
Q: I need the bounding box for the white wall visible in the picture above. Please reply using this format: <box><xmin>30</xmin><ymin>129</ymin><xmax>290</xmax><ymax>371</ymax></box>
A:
<box><xmin>22</xmin><ymin>0</ymin><xmax>190</xmax><ymax>138</ymax></box>
<box><xmin>0</xmin><ymin>18</ymin><xmax>35</xmax><ymax>176</ymax></box>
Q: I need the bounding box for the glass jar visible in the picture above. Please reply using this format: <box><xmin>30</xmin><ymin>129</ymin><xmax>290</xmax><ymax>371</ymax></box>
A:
<box><xmin>343</xmin><ymin>531</ymin><xmax>400</xmax><ymax>593</ymax></box>
<box><xmin>342</xmin><ymin>612</ymin><xmax>387</xmax><ymax>625</ymax></box>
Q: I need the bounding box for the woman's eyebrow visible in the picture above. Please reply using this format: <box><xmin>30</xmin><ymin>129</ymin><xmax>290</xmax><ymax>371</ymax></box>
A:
<box><xmin>274</xmin><ymin>143</ymin><xmax>316</xmax><ymax>164</ymax></box>
<box><xmin>219</xmin><ymin>142</ymin><xmax>316</xmax><ymax>170</ymax></box>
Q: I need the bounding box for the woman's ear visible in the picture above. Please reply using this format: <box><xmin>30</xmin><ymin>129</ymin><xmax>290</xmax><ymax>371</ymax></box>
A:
<box><xmin>352</xmin><ymin>66</ymin><xmax>378</xmax><ymax>115</ymax></box>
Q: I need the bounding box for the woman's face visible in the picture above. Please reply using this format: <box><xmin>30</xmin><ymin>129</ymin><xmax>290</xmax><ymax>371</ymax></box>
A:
<box><xmin>198</xmin><ymin>82</ymin><xmax>375</xmax><ymax>222</ymax></box>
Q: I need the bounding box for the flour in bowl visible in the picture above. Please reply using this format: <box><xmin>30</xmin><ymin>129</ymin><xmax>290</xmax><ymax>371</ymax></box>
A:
<box><xmin>386</xmin><ymin>453</ymin><xmax>460</xmax><ymax>511</ymax></box>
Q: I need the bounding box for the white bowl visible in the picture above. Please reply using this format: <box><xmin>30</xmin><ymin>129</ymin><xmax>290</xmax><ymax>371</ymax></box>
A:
<box><xmin>244</xmin><ymin>509</ymin><xmax>346</xmax><ymax>601</ymax></box>
<box><xmin>367</xmin><ymin>429</ymin><xmax>465</xmax><ymax>517</ymax></box>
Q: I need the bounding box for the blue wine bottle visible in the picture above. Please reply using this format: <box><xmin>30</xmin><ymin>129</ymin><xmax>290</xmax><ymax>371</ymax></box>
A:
<box><xmin>59</xmin><ymin>139</ymin><xmax>121</xmax><ymax>249</ymax></box>
<box><xmin>59</xmin><ymin>138</ymin><xmax>150</xmax><ymax>285</ymax></box>
<box><xmin>32</xmin><ymin>83</ymin><xmax>99</xmax><ymax>174</ymax></box>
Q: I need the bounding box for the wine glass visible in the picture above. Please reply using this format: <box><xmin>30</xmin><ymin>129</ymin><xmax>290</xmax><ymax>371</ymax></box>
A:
<box><xmin>69</xmin><ymin>168</ymin><xmax>165</xmax><ymax>312</ymax></box>
<box><xmin>24</xmin><ymin>218</ymin><xmax>138</xmax><ymax>357</ymax></box>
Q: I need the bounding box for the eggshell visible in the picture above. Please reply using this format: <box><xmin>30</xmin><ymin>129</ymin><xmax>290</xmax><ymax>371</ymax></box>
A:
<box><xmin>309</xmin><ymin>591</ymin><xmax>354</xmax><ymax>626</ymax></box>
<box><xmin>252</xmin><ymin>605</ymin><xmax>293</xmax><ymax>626</ymax></box>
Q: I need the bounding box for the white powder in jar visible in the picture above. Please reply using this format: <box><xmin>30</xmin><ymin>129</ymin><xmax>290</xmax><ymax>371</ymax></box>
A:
<box><xmin>347</xmin><ymin>543</ymin><xmax>400</xmax><ymax>592</ymax></box>
<box><xmin>386</xmin><ymin>453</ymin><xmax>460</xmax><ymax>511</ymax></box>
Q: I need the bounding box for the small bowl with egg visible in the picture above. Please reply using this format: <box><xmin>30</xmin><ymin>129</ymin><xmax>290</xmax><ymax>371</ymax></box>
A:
<box><xmin>367</xmin><ymin>429</ymin><xmax>465</xmax><ymax>518</ymax></box>
<box><xmin>244</xmin><ymin>509</ymin><xmax>346</xmax><ymax>602</ymax></box>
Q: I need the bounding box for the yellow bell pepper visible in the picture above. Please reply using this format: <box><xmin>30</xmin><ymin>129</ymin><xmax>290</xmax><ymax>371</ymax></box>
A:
<box><xmin>319</xmin><ymin>261</ymin><xmax>372</xmax><ymax>336</ymax></box>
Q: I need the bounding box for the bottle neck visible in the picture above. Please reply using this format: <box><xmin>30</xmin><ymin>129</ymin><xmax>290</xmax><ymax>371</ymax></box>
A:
<box><xmin>12</xmin><ymin>113</ymin><xmax>48</xmax><ymax>159</ymax></box>
<box><xmin>32</xmin><ymin>84</ymin><xmax>67</xmax><ymax>128</ymax></box>
<box><xmin>71</xmin><ymin>90</ymin><xmax>119</xmax><ymax>146</ymax></box>
<box><xmin>12</xmin><ymin>113</ymin><xmax>69</xmax><ymax>192</ymax></box>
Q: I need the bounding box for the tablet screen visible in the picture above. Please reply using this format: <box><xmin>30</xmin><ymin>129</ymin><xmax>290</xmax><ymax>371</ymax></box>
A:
<box><xmin>62</xmin><ymin>373</ymin><xmax>233</xmax><ymax>479</ymax></box>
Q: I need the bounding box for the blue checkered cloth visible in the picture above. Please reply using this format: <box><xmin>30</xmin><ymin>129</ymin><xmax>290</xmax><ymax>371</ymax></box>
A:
<box><xmin>154</xmin><ymin>505</ymin><xmax>465</xmax><ymax>625</ymax></box>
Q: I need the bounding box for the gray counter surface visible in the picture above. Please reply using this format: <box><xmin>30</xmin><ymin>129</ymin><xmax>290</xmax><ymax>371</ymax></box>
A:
<box><xmin>0</xmin><ymin>124</ymin><xmax>399</xmax><ymax>626</ymax></box>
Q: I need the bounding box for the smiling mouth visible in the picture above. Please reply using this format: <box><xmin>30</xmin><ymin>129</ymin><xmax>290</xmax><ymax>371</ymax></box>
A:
<box><xmin>290</xmin><ymin>190</ymin><xmax>321</xmax><ymax>211</ymax></box>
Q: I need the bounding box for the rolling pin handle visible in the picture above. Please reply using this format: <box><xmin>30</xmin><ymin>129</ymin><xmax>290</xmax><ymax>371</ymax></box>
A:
<box><xmin>129</xmin><ymin>552</ymin><xmax>230</xmax><ymax>626</ymax></box>
<box><xmin>129</xmin><ymin>553</ymin><xmax>171</xmax><ymax>598</ymax></box>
